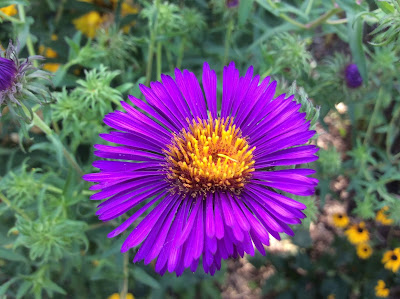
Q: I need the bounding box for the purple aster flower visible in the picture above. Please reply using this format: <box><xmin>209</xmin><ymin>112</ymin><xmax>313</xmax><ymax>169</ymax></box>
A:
<box><xmin>226</xmin><ymin>0</ymin><xmax>239</xmax><ymax>8</ymax></box>
<box><xmin>345</xmin><ymin>63</ymin><xmax>362</xmax><ymax>88</ymax></box>
<box><xmin>0</xmin><ymin>57</ymin><xmax>17</xmax><ymax>91</ymax></box>
<box><xmin>83</xmin><ymin>62</ymin><xmax>319</xmax><ymax>276</ymax></box>
<box><xmin>0</xmin><ymin>40</ymin><xmax>50</xmax><ymax>118</ymax></box>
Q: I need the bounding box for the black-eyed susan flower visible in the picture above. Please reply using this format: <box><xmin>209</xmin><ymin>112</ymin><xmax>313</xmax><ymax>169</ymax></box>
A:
<box><xmin>376</xmin><ymin>206</ymin><xmax>393</xmax><ymax>226</ymax></box>
<box><xmin>382</xmin><ymin>248</ymin><xmax>400</xmax><ymax>273</ymax></box>
<box><xmin>73</xmin><ymin>11</ymin><xmax>104</xmax><ymax>38</ymax></box>
<box><xmin>0</xmin><ymin>5</ymin><xmax>17</xmax><ymax>17</ymax></box>
<box><xmin>332</xmin><ymin>212</ymin><xmax>349</xmax><ymax>228</ymax></box>
<box><xmin>42</xmin><ymin>63</ymin><xmax>61</xmax><ymax>73</ymax></box>
<box><xmin>38</xmin><ymin>45</ymin><xmax>60</xmax><ymax>73</ymax></box>
<box><xmin>375</xmin><ymin>280</ymin><xmax>389</xmax><ymax>298</ymax></box>
<box><xmin>83</xmin><ymin>62</ymin><xmax>319</xmax><ymax>276</ymax></box>
<box><xmin>345</xmin><ymin>221</ymin><xmax>369</xmax><ymax>245</ymax></box>
<box><xmin>327</xmin><ymin>294</ymin><xmax>335</xmax><ymax>299</ymax></box>
<box><xmin>76</xmin><ymin>0</ymin><xmax>138</xmax><ymax>35</ymax></box>
<box><xmin>356</xmin><ymin>243</ymin><xmax>372</xmax><ymax>259</ymax></box>
<box><xmin>38</xmin><ymin>45</ymin><xmax>58</xmax><ymax>59</ymax></box>
<box><xmin>108</xmin><ymin>293</ymin><xmax>134</xmax><ymax>299</ymax></box>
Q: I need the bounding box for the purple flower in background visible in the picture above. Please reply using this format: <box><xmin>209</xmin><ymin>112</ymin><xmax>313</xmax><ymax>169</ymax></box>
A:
<box><xmin>226</xmin><ymin>0</ymin><xmax>239</xmax><ymax>8</ymax></box>
<box><xmin>0</xmin><ymin>57</ymin><xmax>17</xmax><ymax>92</ymax></box>
<box><xmin>83</xmin><ymin>62</ymin><xmax>319</xmax><ymax>276</ymax></box>
<box><xmin>345</xmin><ymin>63</ymin><xmax>363</xmax><ymax>88</ymax></box>
<box><xmin>1</xmin><ymin>40</ymin><xmax>50</xmax><ymax>118</ymax></box>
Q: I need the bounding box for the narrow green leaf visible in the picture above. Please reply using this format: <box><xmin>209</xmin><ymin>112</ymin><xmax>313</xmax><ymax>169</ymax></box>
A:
<box><xmin>375</xmin><ymin>0</ymin><xmax>395</xmax><ymax>14</ymax></box>
<box><xmin>132</xmin><ymin>267</ymin><xmax>160</xmax><ymax>289</ymax></box>
<box><xmin>347</xmin><ymin>15</ymin><xmax>368</xmax><ymax>82</ymax></box>
<box><xmin>0</xmin><ymin>248</ymin><xmax>27</xmax><ymax>262</ymax></box>
<box><xmin>0</xmin><ymin>277</ymin><xmax>19</xmax><ymax>296</ymax></box>
<box><xmin>44</xmin><ymin>280</ymin><xmax>67</xmax><ymax>295</ymax></box>
<box><xmin>1</xmin><ymin>0</ymin><xmax>29</xmax><ymax>5</ymax></box>
<box><xmin>238</xmin><ymin>0</ymin><xmax>254</xmax><ymax>26</ymax></box>
<box><xmin>16</xmin><ymin>281</ymin><xmax>32</xmax><ymax>299</ymax></box>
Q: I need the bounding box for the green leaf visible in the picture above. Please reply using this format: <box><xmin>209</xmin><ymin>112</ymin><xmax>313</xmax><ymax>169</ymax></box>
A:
<box><xmin>347</xmin><ymin>15</ymin><xmax>368</xmax><ymax>82</ymax></box>
<box><xmin>0</xmin><ymin>277</ymin><xmax>19</xmax><ymax>296</ymax></box>
<box><xmin>44</xmin><ymin>280</ymin><xmax>66</xmax><ymax>295</ymax></box>
<box><xmin>0</xmin><ymin>248</ymin><xmax>27</xmax><ymax>262</ymax></box>
<box><xmin>375</xmin><ymin>0</ymin><xmax>395</xmax><ymax>14</ymax></box>
<box><xmin>132</xmin><ymin>267</ymin><xmax>160</xmax><ymax>289</ymax></box>
<box><xmin>116</xmin><ymin>82</ymin><xmax>135</xmax><ymax>94</ymax></box>
<box><xmin>1</xmin><ymin>0</ymin><xmax>29</xmax><ymax>5</ymax></box>
<box><xmin>16</xmin><ymin>281</ymin><xmax>32</xmax><ymax>299</ymax></box>
<box><xmin>238</xmin><ymin>0</ymin><xmax>254</xmax><ymax>26</ymax></box>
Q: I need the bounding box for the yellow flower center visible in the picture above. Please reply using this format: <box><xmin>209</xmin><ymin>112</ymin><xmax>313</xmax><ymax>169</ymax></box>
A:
<box><xmin>165</xmin><ymin>117</ymin><xmax>256</xmax><ymax>196</ymax></box>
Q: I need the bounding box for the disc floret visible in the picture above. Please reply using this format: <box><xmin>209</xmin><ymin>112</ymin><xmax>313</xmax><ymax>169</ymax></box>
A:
<box><xmin>165</xmin><ymin>116</ymin><xmax>255</xmax><ymax>196</ymax></box>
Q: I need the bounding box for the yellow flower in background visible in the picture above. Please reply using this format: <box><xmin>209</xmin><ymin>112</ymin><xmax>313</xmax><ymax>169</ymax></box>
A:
<box><xmin>356</xmin><ymin>243</ymin><xmax>372</xmax><ymax>259</ymax></box>
<box><xmin>345</xmin><ymin>222</ymin><xmax>369</xmax><ymax>245</ymax></box>
<box><xmin>332</xmin><ymin>212</ymin><xmax>349</xmax><ymax>228</ymax></box>
<box><xmin>0</xmin><ymin>5</ymin><xmax>17</xmax><ymax>17</ymax></box>
<box><xmin>43</xmin><ymin>63</ymin><xmax>61</xmax><ymax>73</ymax></box>
<box><xmin>51</xmin><ymin>34</ymin><xmax>58</xmax><ymax>41</ymax></box>
<box><xmin>107</xmin><ymin>293</ymin><xmax>135</xmax><ymax>299</ymax></box>
<box><xmin>39</xmin><ymin>45</ymin><xmax>58</xmax><ymax>59</ymax></box>
<box><xmin>327</xmin><ymin>294</ymin><xmax>335</xmax><ymax>299</ymax></box>
<box><xmin>77</xmin><ymin>0</ymin><xmax>138</xmax><ymax>34</ymax></box>
<box><xmin>73</xmin><ymin>11</ymin><xmax>104</xmax><ymax>38</ymax></box>
<box><xmin>376</xmin><ymin>206</ymin><xmax>393</xmax><ymax>225</ymax></box>
<box><xmin>382</xmin><ymin>248</ymin><xmax>400</xmax><ymax>273</ymax></box>
<box><xmin>375</xmin><ymin>280</ymin><xmax>389</xmax><ymax>298</ymax></box>
<box><xmin>119</xmin><ymin>1</ymin><xmax>139</xmax><ymax>16</ymax></box>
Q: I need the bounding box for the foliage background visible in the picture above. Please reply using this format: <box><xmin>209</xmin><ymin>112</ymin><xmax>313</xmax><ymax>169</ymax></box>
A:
<box><xmin>0</xmin><ymin>0</ymin><xmax>399</xmax><ymax>298</ymax></box>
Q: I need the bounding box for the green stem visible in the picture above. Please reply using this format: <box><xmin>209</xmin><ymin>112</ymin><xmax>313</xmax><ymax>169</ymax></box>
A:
<box><xmin>52</xmin><ymin>120</ymin><xmax>60</xmax><ymax>134</ymax></box>
<box><xmin>326</xmin><ymin>18</ymin><xmax>348</xmax><ymax>25</ymax></box>
<box><xmin>22</xmin><ymin>105</ymin><xmax>84</xmax><ymax>177</ymax></box>
<box><xmin>176</xmin><ymin>37</ymin><xmax>186</xmax><ymax>69</ymax></box>
<box><xmin>54</xmin><ymin>0</ymin><xmax>67</xmax><ymax>25</ymax></box>
<box><xmin>0</xmin><ymin>192</ymin><xmax>31</xmax><ymax>221</ymax></box>
<box><xmin>17</xmin><ymin>5</ymin><xmax>38</xmax><ymax>67</ymax></box>
<box><xmin>223</xmin><ymin>18</ymin><xmax>234</xmax><ymax>66</ymax></box>
<box><xmin>145</xmin><ymin>31</ymin><xmax>156</xmax><ymax>85</ymax></box>
<box><xmin>305</xmin><ymin>0</ymin><xmax>314</xmax><ymax>16</ymax></box>
<box><xmin>156</xmin><ymin>41</ymin><xmax>162</xmax><ymax>80</ymax></box>
<box><xmin>0</xmin><ymin>11</ymin><xmax>24</xmax><ymax>24</ymax></box>
<box><xmin>386</xmin><ymin>105</ymin><xmax>400</xmax><ymax>162</ymax></box>
<box><xmin>364</xmin><ymin>88</ymin><xmax>384</xmax><ymax>146</ymax></box>
<box><xmin>305</xmin><ymin>8</ymin><xmax>342</xmax><ymax>29</ymax></box>
<box><xmin>120</xmin><ymin>252</ymin><xmax>129</xmax><ymax>299</ymax></box>
<box><xmin>145</xmin><ymin>0</ymin><xmax>160</xmax><ymax>85</ymax></box>
<box><xmin>165</xmin><ymin>43</ymin><xmax>174</xmax><ymax>70</ymax></box>
<box><xmin>264</xmin><ymin>0</ymin><xmax>342</xmax><ymax>30</ymax></box>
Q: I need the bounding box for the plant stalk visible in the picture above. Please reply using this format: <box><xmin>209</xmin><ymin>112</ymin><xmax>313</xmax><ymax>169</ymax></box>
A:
<box><xmin>0</xmin><ymin>192</ymin><xmax>31</xmax><ymax>221</ymax></box>
<box><xmin>120</xmin><ymin>252</ymin><xmax>129</xmax><ymax>299</ymax></box>
<box><xmin>17</xmin><ymin>5</ymin><xmax>38</xmax><ymax>67</ymax></box>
